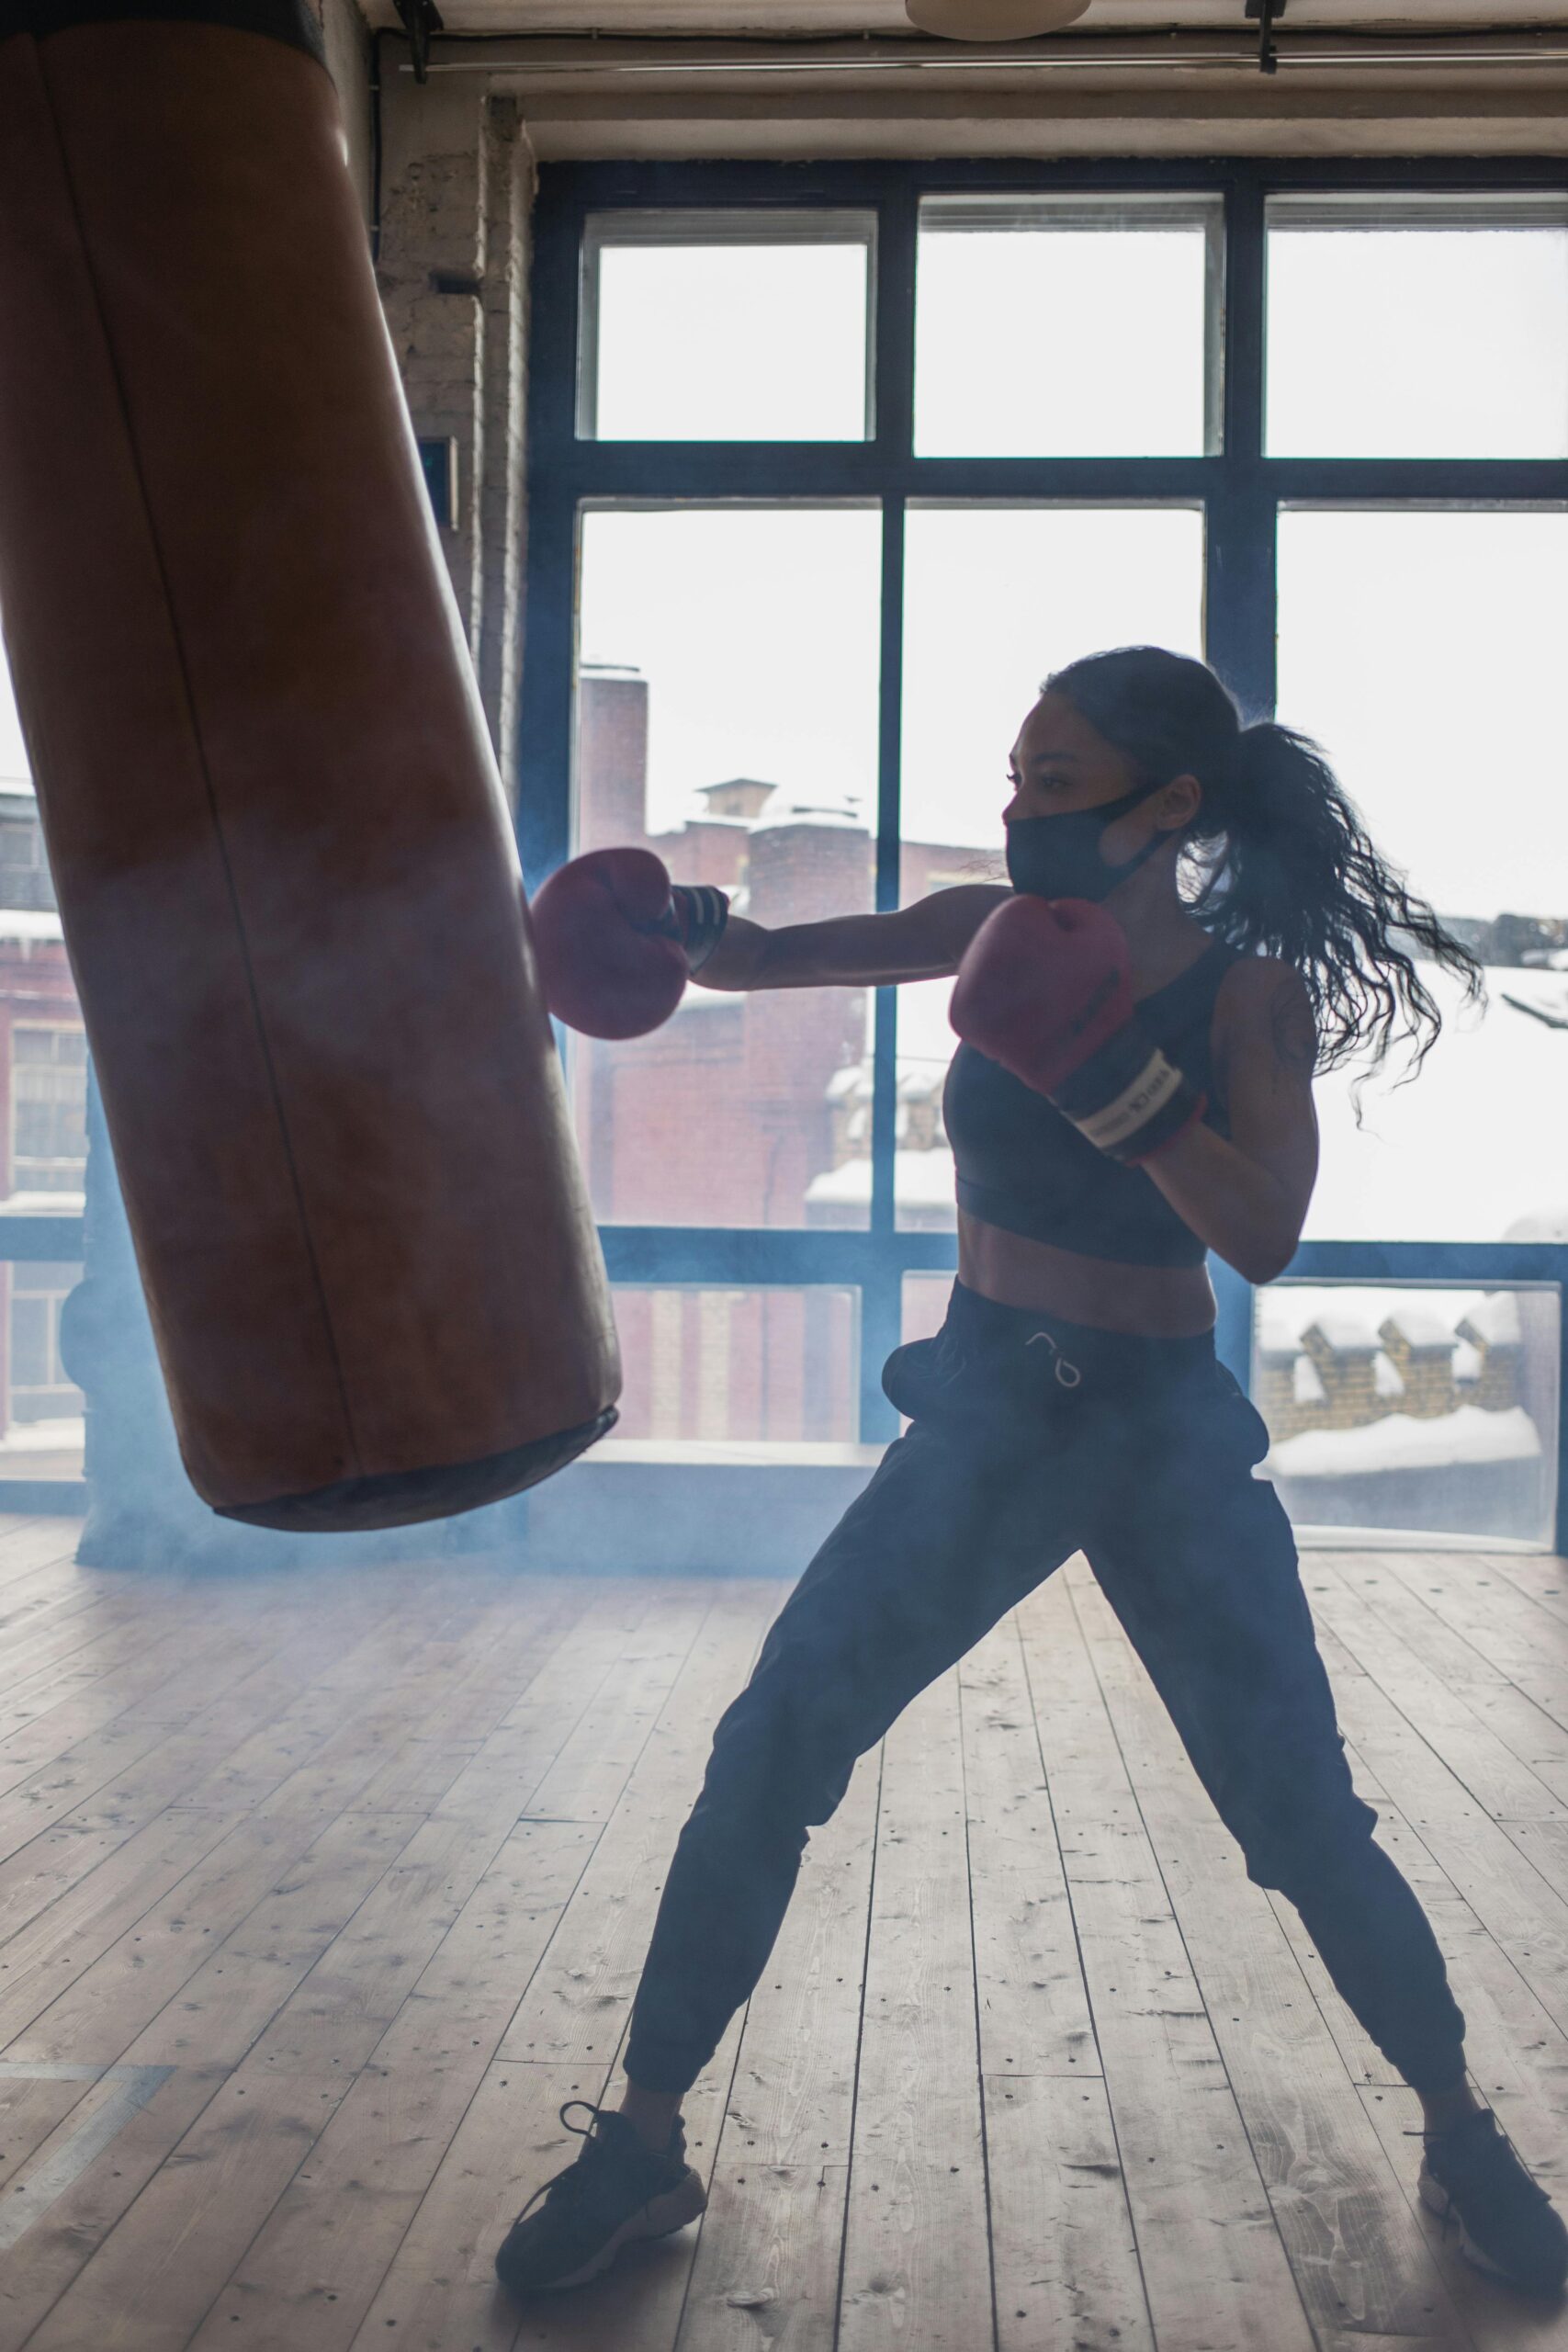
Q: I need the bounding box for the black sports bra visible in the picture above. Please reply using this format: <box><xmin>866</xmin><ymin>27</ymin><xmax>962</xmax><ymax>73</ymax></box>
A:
<box><xmin>942</xmin><ymin>932</ymin><xmax>1243</xmax><ymax>1268</ymax></box>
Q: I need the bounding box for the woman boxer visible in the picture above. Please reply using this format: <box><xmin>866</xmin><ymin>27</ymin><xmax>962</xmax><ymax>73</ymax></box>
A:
<box><xmin>500</xmin><ymin>645</ymin><xmax>1567</xmax><ymax>2301</ymax></box>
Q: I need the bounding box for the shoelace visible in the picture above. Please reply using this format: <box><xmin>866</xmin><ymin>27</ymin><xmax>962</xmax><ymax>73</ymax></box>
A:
<box><xmin>507</xmin><ymin>2099</ymin><xmax>618</xmax><ymax>2225</ymax></box>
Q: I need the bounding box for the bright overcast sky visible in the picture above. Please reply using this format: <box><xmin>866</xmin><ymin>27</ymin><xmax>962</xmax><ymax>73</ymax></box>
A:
<box><xmin>577</xmin><ymin>215</ymin><xmax>1568</xmax><ymax>929</ymax></box>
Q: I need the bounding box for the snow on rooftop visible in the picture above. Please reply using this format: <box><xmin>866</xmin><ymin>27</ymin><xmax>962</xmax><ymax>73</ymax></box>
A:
<box><xmin>677</xmin><ymin>983</ymin><xmax>741</xmax><ymax>1013</ymax></box>
<box><xmin>0</xmin><ymin>1415</ymin><xmax>83</xmax><ymax>1454</ymax></box>
<box><xmin>825</xmin><ymin>1057</ymin><xmax>951</xmax><ymax>1104</ymax></box>
<box><xmin>805</xmin><ymin>1148</ymin><xmax>956</xmax><ymax>1210</ymax></box>
<box><xmin>1497</xmin><ymin>972</ymin><xmax>1568</xmax><ymax>1028</ymax></box>
<box><xmin>1293</xmin><ymin>1354</ymin><xmax>1327</xmax><ymax>1406</ymax></box>
<box><xmin>1380</xmin><ymin>1299</ymin><xmax>1461</xmax><ymax>1350</ymax></box>
<box><xmin>1372</xmin><ymin>1350</ymin><xmax>1405</xmax><ymax>1398</ymax></box>
<box><xmin>750</xmin><ymin>799</ymin><xmax>867</xmax><ymax>835</ymax></box>
<box><xmin>1258</xmin><ymin>1286</ymin><xmax>1525</xmax><ymax>1357</ymax></box>
<box><xmin>1267</xmin><ymin>1403</ymin><xmax>1541</xmax><ymax>1478</ymax></box>
<box><xmin>1460</xmin><ymin>1291</ymin><xmax>1523</xmax><ymax>1346</ymax></box>
<box><xmin>1304</xmin><ymin>1306</ymin><xmax>1382</xmax><ymax>1353</ymax></box>
<box><xmin>0</xmin><ymin>910</ymin><xmax>62</xmax><ymax>944</ymax></box>
<box><xmin>0</xmin><ymin>1190</ymin><xmax>83</xmax><ymax>1216</ymax></box>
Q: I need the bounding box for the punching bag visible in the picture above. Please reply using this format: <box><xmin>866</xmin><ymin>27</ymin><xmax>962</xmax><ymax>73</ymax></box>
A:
<box><xmin>0</xmin><ymin>0</ymin><xmax>620</xmax><ymax>1530</ymax></box>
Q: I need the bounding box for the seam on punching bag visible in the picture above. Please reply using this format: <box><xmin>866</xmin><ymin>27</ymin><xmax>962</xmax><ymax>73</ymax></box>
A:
<box><xmin>29</xmin><ymin>45</ymin><xmax>365</xmax><ymax>1480</ymax></box>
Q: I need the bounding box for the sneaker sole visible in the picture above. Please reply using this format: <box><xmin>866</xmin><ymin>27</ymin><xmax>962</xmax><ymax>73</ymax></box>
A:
<box><xmin>1419</xmin><ymin>2165</ymin><xmax>1563</xmax><ymax>2294</ymax></box>
<box><xmin>506</xmin><ymin>2168</ymin><xmax>708</xmax><ymax>2296</ymax></box>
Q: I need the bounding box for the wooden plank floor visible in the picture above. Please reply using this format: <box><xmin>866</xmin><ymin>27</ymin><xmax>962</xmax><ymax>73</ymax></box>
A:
<box><xmin>1</xmin><ymin>1513</ymin><xmax>1567</xmax><ymax>2350</ymax></box>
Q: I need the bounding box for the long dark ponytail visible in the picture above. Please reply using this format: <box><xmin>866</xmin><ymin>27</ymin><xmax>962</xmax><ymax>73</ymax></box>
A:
<box><xmin>1044</xmin><ymin>645</ymin><xmax>1484</xmax><ymax>1085</ymax></box>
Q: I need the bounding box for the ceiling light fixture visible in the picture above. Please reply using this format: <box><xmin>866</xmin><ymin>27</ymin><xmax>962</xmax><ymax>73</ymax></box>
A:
<box><xmin>905</xmin><ymin>0</ymin><xmax>1092</xmax><ymax>37</ymax></box>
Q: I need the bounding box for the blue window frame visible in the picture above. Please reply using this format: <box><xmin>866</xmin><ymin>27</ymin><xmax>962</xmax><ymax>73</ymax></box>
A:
<box><xmin>519</xmin><ymin>155</ymin><xmax>1568</xmax><ymax>1546</ymax></box>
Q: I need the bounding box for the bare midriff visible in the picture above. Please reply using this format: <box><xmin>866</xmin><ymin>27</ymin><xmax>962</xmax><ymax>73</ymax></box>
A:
<box><xmin>956</xmin><ymin>1208</ymin><xmax>1218</xmax><ymax>1338</ymax></box>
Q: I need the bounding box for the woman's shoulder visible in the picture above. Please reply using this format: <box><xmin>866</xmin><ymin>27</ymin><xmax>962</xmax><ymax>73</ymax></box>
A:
<box><xmin>1213</xmin><ymin>948</ymin><xmax>1317</xmax><ymax>1077</ymax></box>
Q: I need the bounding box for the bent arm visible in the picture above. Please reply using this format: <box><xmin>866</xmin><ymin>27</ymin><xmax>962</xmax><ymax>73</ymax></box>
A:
<box><xmin>697</xmin><ymin>883</ymin><xmax>1010</xmax><ymax>992</ymax></box>
<box><xmin>1140</xmin><ymin>961</ymin><xmax>1319</xmax><ymax>1286</ymax></box>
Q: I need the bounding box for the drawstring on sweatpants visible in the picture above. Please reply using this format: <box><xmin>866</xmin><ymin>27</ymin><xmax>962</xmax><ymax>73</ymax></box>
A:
<box><xmin>1026</xmin><ymin>1329</ymin><xmax>1083</xmax><ymax>1387</ymax></box>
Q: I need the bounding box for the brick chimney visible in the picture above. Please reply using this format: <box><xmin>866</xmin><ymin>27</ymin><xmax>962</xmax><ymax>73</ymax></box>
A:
<box><xmin>577</xmin><ymin>668</ymin><xmax>651</xmax><ymax>853</ymax></box>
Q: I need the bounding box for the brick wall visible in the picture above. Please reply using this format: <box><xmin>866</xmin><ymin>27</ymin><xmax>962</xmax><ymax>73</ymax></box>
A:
<box><xmin>377</xmin><ymin>70</ymin><xmax>534</xmax><ymax>790</ymax></box>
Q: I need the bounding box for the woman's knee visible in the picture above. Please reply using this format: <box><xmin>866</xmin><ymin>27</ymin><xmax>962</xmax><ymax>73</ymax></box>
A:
<box><xmin>1236</xmin><ymin>1773</ymin><xmax>1382</xmax><ymax>1897</ymax></box>
<box><xmin>697</xmin><ymin>1666</ymin><xmax>862</xmax><ymax>1838</ymax></box>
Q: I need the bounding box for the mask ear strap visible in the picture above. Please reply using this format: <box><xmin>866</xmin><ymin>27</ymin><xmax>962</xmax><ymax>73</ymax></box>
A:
<box><xmin>1100</xmin><ymin>774</ymin><xmax>1181</xmax><ymax>874</ymax></box>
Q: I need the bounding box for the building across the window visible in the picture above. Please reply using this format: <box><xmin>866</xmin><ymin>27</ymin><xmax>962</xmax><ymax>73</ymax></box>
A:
<box><xmin>0</xmin><ymin>789</ymin><xmax>86</xmax><ymax>1467</ymax></box>
<box><xmin>575</xmin><ymin>661</ymin><xmax>992</xmax><ymax>1233</ymax></box>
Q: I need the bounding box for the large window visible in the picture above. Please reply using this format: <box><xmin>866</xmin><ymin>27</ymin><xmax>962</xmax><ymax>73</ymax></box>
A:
<box><xmin>524</xmin><ymin>163</ymin><xmax>1568</xmax><ymax>1523</ymax></box>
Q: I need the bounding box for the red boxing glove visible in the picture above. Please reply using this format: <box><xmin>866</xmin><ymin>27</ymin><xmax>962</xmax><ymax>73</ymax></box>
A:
<box><xmin>950</xmin><ymin>897</ymin><xmax>1207</xmax><ymax>1165</ymax></box>
<box><xmin>528</xmin><ymin>848</ymin><xmax>688</xmax><ymax>1039</ymax></box>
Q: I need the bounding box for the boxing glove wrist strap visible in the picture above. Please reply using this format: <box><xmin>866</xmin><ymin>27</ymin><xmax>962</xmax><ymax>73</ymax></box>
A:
<box><xmin>1047</xmin><ymin>1023</ymin><xmax>1207</xmax><ymax>1166</ymax></box>
<box><xmin>659</xmin><ymin>884</ymin><xmax>730</xmax><ymax>975</ymax></box>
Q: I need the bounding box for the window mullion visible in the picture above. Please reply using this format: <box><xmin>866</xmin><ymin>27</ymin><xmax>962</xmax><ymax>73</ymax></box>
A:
<box><xmin>869</xmin><ymin>185</ymin><xmax>917</xmax><ymax>1281</ymax></box>
<box><xmin>873</xmin><ymin>184</ymin><xmax>918</xmax><ymax>464</ymax></box>
<box><xmin>871</xmin><ymin>500</ymin><xmax>905</xmax><ymax>1261</ymax></box>
<box><xmin>1208</xmin><ymin>173</ymin><xmax>1275</xmax><ymax>722</ymax></box>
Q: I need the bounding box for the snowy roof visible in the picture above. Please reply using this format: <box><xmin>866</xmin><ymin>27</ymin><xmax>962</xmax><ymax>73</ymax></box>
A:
<box><xmin>0</xmin><ymin>910</ymin><xmax>63</xmax><ymax>943</ymax></box>
<box><xmin>1458</xmin><ymin>1292</ymin><xmax>1522</xmax><ymax>1346</ymax></box>
<box><xmin>1258</xmin><ymin>1286</ymin><xmax>1524</xmax><ymax>1357</ymax></box>
<box><xmin>1266</xmin><ymin>1403</ymin><xmax>1541</xmax><ymax>1477</ymax></box>
<box><xmin>676</xmin><ymin>984</ymin><xmax>740</xmax><ymax>1014</ymax></box>
<box><xmin>1497</xmin><ymin>973</ymin><xmax>1568</xmax><ymax>1029</ymax></box>
<box><xmin>1379</xmin><ymin>1301</ymin><xmax>1458</xmax><ymax>1351</ymax></box>
<box><xmin>805</xmin><ymin>1149</ymin><xmax>956</xmax><ymax>1210</ymax></box>
<box><xmin>1303</xmin><ymin>1307</ymin><xmax>1382</xmax><ymax>1354</ymax></box>
<box><xmin>825</xmin><ymin>1057</ymin><xmax>952</xmax><ymax>1104</ymax></box>
<box><xmin>0</xmin><ymin>1415</ymin><xmax>81</xmax><ymax>1454</ymax></box>
<box><xmin>750</xmin><ymin>800</ymin><xmax>867</xmax><ymax>835</ymax></box>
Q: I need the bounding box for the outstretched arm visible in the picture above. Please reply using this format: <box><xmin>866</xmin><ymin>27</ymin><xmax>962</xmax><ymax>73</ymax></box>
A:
<box><xmin>697</xmin><ymin>884</ymin><xmax>1010</xmax><ymax>993</ymax></box>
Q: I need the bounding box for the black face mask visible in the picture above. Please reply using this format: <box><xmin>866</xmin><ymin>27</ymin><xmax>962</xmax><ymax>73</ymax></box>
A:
<box><xmin>1005</xmin><ymin>775</ymin><xmax>1172</xmax><ymax>903</ymax></box>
